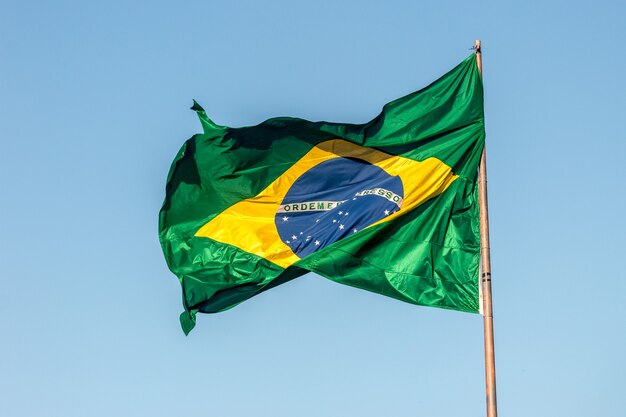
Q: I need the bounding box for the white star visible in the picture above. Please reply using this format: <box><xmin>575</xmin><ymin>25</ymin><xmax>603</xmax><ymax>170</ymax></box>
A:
<box><xmin>282</xmin><ymin>216</ymin><xmax>289</xmax><ymax>222</ymax></box>
<box><xmin>338</xmin><ymin>211</ymin><xmax>343</xmax><ymax>215</ymax></box>
<box><xmin>315</xmin><ymin>219</ymin><xmax>320</xmax><ymax>223</ymax></box>
<box><xmin>285</xmin><ymin>241</ymin><xmax>290</xmax><ymax>244</ymax></box>
<box><xmin>384</xmin><ymin>209</ymin><xmax>390</xmax><ymax>215</ymax></box>
<box><xmin>291</xmin><ymin>235</ymin><xmax>297</xmax><ymax>240</ymax></box>
<box><xmin>332</xmin><ymin>219</ymin><xmax>337</xmax><ymax>223</ymax></box>
<box><xmin>339</xmin><ymin>224</ymin><xmax>345</xmax><ymax>230</ymax></box>
<box><xmin>314</xmin><ymin>240</ymin><xmax>320</xmax><ymax>246</ymax></box>
<box><xmin>344</xmin><ymin>212</ymin><xmax>349</xmax><ymax>216</ymax></box>
<box><xmin>306</xmin><ymin>238</ymin><xmax>310</xmax><ymax>242</ymax></box>
<box><xmin>300</xmin><ymin>232</ymin><xmax>303</xmax><ymax>235</ymax></box>
<box><xmin>353</xmin><ymin>229</ymin><xmax>358</xmax><ymax>233</ymax></box>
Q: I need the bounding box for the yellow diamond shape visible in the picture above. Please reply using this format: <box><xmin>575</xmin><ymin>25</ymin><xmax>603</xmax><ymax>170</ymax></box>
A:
<box><xmin>195</xmin><ymin>139</ymin><xmax>457</xmax><ymax>268</ymax></box>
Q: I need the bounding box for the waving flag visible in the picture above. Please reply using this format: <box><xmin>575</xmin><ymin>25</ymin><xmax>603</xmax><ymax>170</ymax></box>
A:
<box><xmin>159</xmin><ymin>54</ymin><xmax>485</xmax><ymax>334</ymax></box>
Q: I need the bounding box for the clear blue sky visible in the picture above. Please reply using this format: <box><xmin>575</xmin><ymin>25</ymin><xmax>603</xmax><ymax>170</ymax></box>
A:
<box><xmin>2</xmin><ymin>1</ymin><xmax>625</xmax><ymax>416</ymax></box>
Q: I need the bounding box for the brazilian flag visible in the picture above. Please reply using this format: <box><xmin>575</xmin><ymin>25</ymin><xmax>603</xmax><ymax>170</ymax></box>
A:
<box><xmin>159</xmin><ymin>54</ymin><xmax>485</xmax><ymax>334</ymax></box>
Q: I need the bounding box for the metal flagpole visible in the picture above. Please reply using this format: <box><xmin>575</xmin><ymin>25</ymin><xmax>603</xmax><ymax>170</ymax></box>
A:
<box><xmin>474</xmin><ymin>39</ymin><xmax>498</xmax><ymax>417</ymax></box>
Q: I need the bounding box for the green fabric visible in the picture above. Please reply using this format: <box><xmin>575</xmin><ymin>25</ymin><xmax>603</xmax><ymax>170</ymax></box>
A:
<box><xmin>159</xmin><ymin>54</ymin><xmax>485</xmax><ymax>334</ymax></box>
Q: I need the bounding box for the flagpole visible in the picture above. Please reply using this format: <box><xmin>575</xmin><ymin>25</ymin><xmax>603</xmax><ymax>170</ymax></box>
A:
<box><xmin>474</xmin><ymin>39</ymin><xmax>498</xmax><ymax>417</ymax></box>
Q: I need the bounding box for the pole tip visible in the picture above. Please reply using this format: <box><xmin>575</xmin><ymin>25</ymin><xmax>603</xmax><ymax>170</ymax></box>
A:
<box><xmin>474</xmin><ymin>40</ymin><xmax>481</xmax><ymax>53</ymax></box>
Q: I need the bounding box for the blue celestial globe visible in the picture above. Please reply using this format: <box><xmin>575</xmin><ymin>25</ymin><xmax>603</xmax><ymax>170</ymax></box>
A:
<box><xmin>275</xmin><ymin>156</ymin><xmax>404</xmax><ymax>258</ymax></box>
